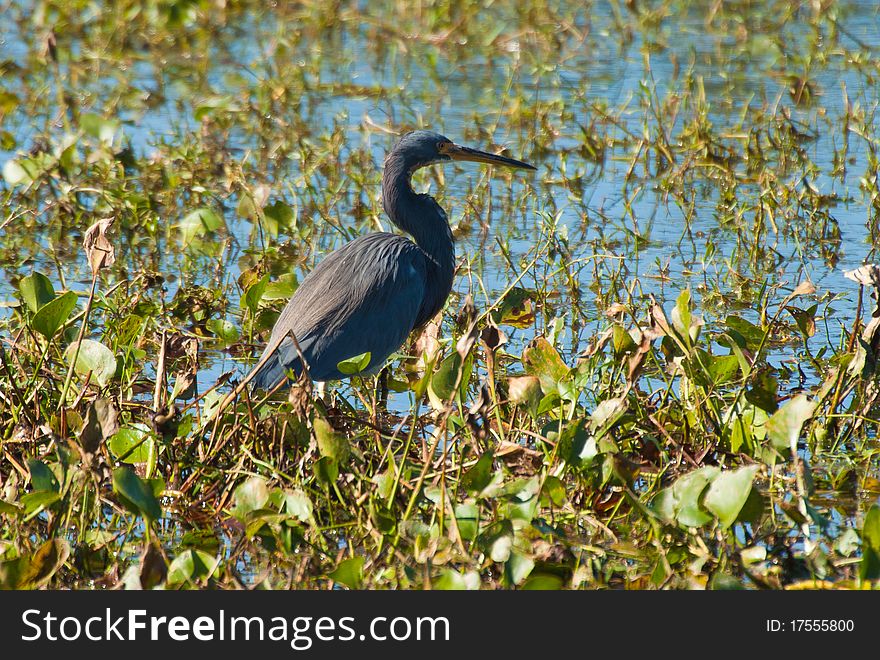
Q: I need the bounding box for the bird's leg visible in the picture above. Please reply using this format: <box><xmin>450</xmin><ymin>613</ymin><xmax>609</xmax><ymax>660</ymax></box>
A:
<box><xmin>376</xmin><ymin>366</ymin><xmax>389</xmax><ymax>409</ymax></box>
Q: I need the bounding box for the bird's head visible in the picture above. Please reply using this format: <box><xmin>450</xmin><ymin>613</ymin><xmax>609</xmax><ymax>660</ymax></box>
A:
<box><xmin>391</xmin><ymin>130</ymin><xmax>536</xmax><ymax>173</ymax></box>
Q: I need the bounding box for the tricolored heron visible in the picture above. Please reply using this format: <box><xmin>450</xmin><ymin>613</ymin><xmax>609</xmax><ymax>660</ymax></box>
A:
<box><xmin>249</xmin><ymin>130</ymin><xmax>535</xmax><ymax>391</ymax></box>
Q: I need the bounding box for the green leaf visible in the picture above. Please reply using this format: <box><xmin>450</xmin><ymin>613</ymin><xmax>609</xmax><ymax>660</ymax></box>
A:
<box><xmin>504</xmin><ymin>550</ymin><xmax>535</xmax><ymax>586</ymax></box>
<box><xmin>655</xmin><ymin>466</ymin><xmax>720</xmax><ymax>527</ymax></box>
<box><xmin>262</xmin><ymin>272</ymin><xmax>298</xmax><ymax>300</ymax></box>
<box><xmin>329</xmin><ymin>556</ymin><xmax>364</xmax><ymax>589</ymax></box>
<box><xmin>282</xmin><ymin>489</ymin><xmax>313</xmax><ymax>522</ymax></box>
<box><xmin>80</xmin><ymin>113</ymin><xmax>120</xmax><ymax>144</ymax></box>
<box><xmin>19</xmin><ymin>272</ymin><xmax>55</xmax><ymax>313</ymax></box>
<box><xmin>20</xmin><ymin>491</ymin><xmax>62</xmax><ymax>516</ymax></box>
<box><xmin>489</xmin><ymin>287</ymin><xmax>535</xmax><ymax>328</ymax></box>
<box><xmin>461</xmin><ymin>451</ymin><xmax>494</xmax><ymax>493</ymax></box>
<box><xmin>860</xmin><ymin>504</ymin><xmax>880</xmax><ymax>581</ymax></box>
<box><xmin>179</xmin><ymin>207</ymin><xmax>224</xmax><ymax>244</ymax></box>
<box><xmin>508</xmin><ymin>376</ymin><xmax>541</xmax><ymax>418</ymax></box>
<box><xmin>113</xmin><ymin>467</ymin><xmax>162</xmax><ymax>521</ymax></box>
<box><xmin>31</xmin><ymin>291</ymin><xmax>77</xmax><ymax>339</ymax></box>
<box><xmin>337</xmin><ymin>351</ymin><xmax>372</xmax><ymax>375</ymax></box>
<box><xmin>428</xmin><ymin>351</ymin><xmax>463</xmax><ymax>407</ymax></box>
<box><xmin>725</xmin><ymin>316</ymin><xmax>765</xmax><ymax>352</ymax></box>
<box><xmin>522</xmin><ymin>337</ymin><xmax>570</xmax><ymax>392</ymax></box>
<box><xmin>766</xmin><ymin>394</ymin><xmax>817</xmax><ymax>454</ymax></box>
<box><xmin>65</xmin><ymin>339</ymin><xmax>117</xmax><ymax>388</ymax></box>
<box><xmin>703</xmin><ymin>465</ymin><xmax>760</xmax><ymax>528</ymax></box>
<box><xmin>454</xmin><ymin>503</ymin><xmax>479</xmax><ymax>541</ymax></box>
<box><xmin>3</xmin><ymin>157</ymin><xmax>40</xmax><ymax>186</ymax></box>
<box><xmin>205</xmin><ymin>318</ymin><xmax>240</xmax><ymax>344</ymax></box>
<box><xmin>671</xmin><ymin>289</ymin><xmax>695</xmax><ymax>344</ymax></box>
<box><xmin>542</xmin><ymin>476</ymin><xmax>567</xmax><ymax>507</ymax></box>
<box><xmin>313</xmin><ymin>416</ymin><xmax>350</xmax><ymax>463</ymax></box>
<box><xmin>520</xmin><ymin>573</ymin><xmax>564</xmax><ymax>590</ymax></box>
<box><xmin>263</xmin><ymin>200</ymin><xmax>295</xmax><ymax>235</ymax></box>
<box><xmin>167</xmin><ymin>549</ymin><xmax>219</xmax><ymax>585</ymax></box>
<box><xmin>232</xmin><ymin>476</ymin><xmax>269</xmax><ymax>520</ymax></box>
<box><xmin>434</xmin><ymin>569</ymin><xmax>468</xmax><ymax>590</ymax></box>
<box><xmin>478</xmin><ymin>519</ymin><xmax>514</xmax><ymax>563</ymax></box>
<box><xmin>27</xmin><ymin>459</ymin><xmax>59</xmax><ymax>493</ymax></box>
<box><xmin>313</xmin><ymin>456</ymin><xmax>339</xmax><ymax>484</ymax></box>
<box><xmin>243</xmin><ymin>273</ymin><xmax>269</xmax><ymax>315</ymax></box>
<box><xmin>20</xmin><ymin>539</ymin><xmax>70</xmax><ymax>589</ymax></box>
<box><xmin>108</xmin><ymin>425</ymin><xmax>156</xmax><ymax>464</ymax></box>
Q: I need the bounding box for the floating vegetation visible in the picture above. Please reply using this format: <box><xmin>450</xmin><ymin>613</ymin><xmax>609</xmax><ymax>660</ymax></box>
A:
<box><xmin>1</xmin><ymin>0</ymin><xmax>880</xmax><ymax>589</ymax></box>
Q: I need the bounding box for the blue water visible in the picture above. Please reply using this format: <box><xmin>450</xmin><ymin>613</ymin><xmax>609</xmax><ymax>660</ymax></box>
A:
<box><xmin>1</xmin><ymin>1</ymin><xmax>879</xmax><ymax>406</ymax></box>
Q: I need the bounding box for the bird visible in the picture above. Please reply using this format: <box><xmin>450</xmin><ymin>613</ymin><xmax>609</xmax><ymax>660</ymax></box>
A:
<box><xmin>248</xmin><ymin>130</ymin><xmax>535</xmax><ymax>391</ymax></box>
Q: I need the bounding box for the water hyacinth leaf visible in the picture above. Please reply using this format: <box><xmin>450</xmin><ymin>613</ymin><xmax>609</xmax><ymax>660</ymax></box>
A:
<box><xmin>20</xmin><ymin>491</ymin><xmax>62</xmax><ymax>516</ymax></box>
<box><xmin>263</xmin><ymin>200</ymin><xmax>295</xmax><ymax>235</ymax></box>
<box><xmin>167</xmin><ymin>549</ymin><xmax>219</xmax><ymax>586</ymax></box>
<box><xmin>860</xmin><ymin>504</ymin><xmax>880</xmax><ymax>581</ymax></box>
<box><xmin>243</xmin><ymin>273</ymin><xmax>270</xmax><ymax>315</ymax></box>
<box><xmin>27</xmin><ymin>459</ymin><xmax>59</xmax><ymax>493</ymax></box>
<box><xmin>205</xmin><ymin>318</ymin><xmax>240</xmax><ymax>344</ymax></box>
<box><xmin>611</xmin><ymin>324</ymin><xmax>638</xmax><ymax>356</ymax></box>
<box><xmin>455</xmin><ymin>504</ymin><xmax>479</xmax><ymax>541</ymax></box>
<box><xmin>655</xmin><ymin>466</ymin><xmax>720</xmax><ymax>527</ymax></box>
<box><xmin>428</xmin><ymin>351</ymin><xmax>463</xmax><ymax>408</ymax></box>
<box><xmin>179</xmin><ymin>207</ymin><xmax>224</xmax><ymax>244</ymax></box>
<box><xmin>508</xmin><ymin>376</ymin><xmax>541</xmax><ymax>418</ymax></box>
<box><xmin>20</xmin><ymin>539</ymin><xmax>70</xmax><ymax>589</ymax></box>
<box><xmin>461</xmin><ymin>451</ymin><xmax>494</xmax><ymax>493</ymax></box>
<box><xmin>554</xmin><ymin>419</ymin><xmax>596</xmax><ymax>469</ymax></box>
<box><xmin>745</xmin><ymin>372</ymin><xmax>778</xmax><ymax>413</ymax></box>
<box><xmin>329</xmin><ymin>556</ymin><xmax>364</xmax><ymax>589</ymax></box>
<box><xmin>262</xmin><ymin>272</ymin><xmax>298</xmax><ymax>300</ymax></box>
<box><xmin>478</xmin><ymin>519</ymin><xmax>514</xmax><ymax>563</ymax></box>
<box><xmin>766</xmin><ymin>394</ymin><xmax>817</xmax><ymax>454</ymax></box>
<box><xmin>522</xmin><ymin>337</ymin><xmax>570</xmax><ymax>392</ymax></box>
<box><xmin>725</xmin><ymin>316</ymin><xmax>765</xmax><ymax>352</ymax></box>
<box><xmin>232</xmin><ymin>476</ymin><xmax>269</xmax><ymax>520</ymax></box>
<box><xmin>19</xmin><ymin>271</ymin><xmax>55</xmax><ymax>313</ymax></box>
<box><xmin>65</xmin><ymin>338</ymin><xmax>117</xmax><ymax>387</ymax></box>
<box><xmin>521</xmin><ymin>573</ymin><xmax>564</xmax><ymax>590</ymax></box>
<box><xmin>705</xmin><ymin>352</ymin><xmax>740</xmax><ymax>385</ymax></box>
<box><xmin>113</xmin><ymin>467</ymin><xmax>162</xmax><ymax>521</ymax></box>
<box><xmin>3</xmin><ymin>157</ymin><xmax>40</xmax><ymax>186</ymax></box>
<box><xmin>434</xmin><ymin>569</ymin><xmax>468</xmax><ymax>590</ymax></box>
<box><xmin>31</xmin><ymin>291</ymin><xmax>77</xmax><ymax>339</ymax></box>
<box><xmin>490</xmin><ymin>287</ymin><xmax>535</xmax><ymax>328</ymax></box>
<box><xmin>337</xmin><ymin>351</ymin><xmax>371</xmax><ymax>375</ymax></box>
<box><xmin>108</xmin><ymin>425</ymin><xmax>156</xmax><ymax>464</ymax></box>
<box><xmin>671</xmin><ymin>289</ymin><xmax>693</xmax><ymax>341</ymax></box>
<box><xmin>504</xmin><ymin>550</ymin><xmax>535</xmax><ymax>586</ymax></box>
<box><xmin>542</xmin><ymin>476</ymin><xmax>567</xmax><ymax>507</ymax></box>
<box><xmin>314</xmin><ymin>456</ymin><xmax>339</xmax><ymax>484</ymax></box>
<box><xmin>703</xmin><ymin>465</ymin><xmax>761</xmax><ymax>528</ymax></box>
<box><xmin>282</xmin><ymin>489</ymin><xmax>313</xmax><ymax>522</ymax></box>
<box><xmin>589</xmin><ymin>397</ymin><xmax>627</xmax><ymax>437</ymax></box>
<box><xmin>80</xmin><ymin>112</ymin><xmax>120</xmax><ymax>144</ymax></box>
<box><xmin>313</xmin><ymin>416</ymin><xmax>350</xmax><ymax>463</ymax></box>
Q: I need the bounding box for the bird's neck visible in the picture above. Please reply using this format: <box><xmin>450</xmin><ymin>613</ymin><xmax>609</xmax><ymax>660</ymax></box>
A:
<box><xmin>382</xmin><ymin>154</ymin><xmax>455</xmax><ymax>324</ymax></box>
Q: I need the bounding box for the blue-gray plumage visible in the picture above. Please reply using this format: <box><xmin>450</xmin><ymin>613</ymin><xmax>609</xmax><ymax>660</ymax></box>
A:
<box><xmin>250</xmin><ymin>130</ymin><xmax>535</xmax><ymax>390</ymax></box>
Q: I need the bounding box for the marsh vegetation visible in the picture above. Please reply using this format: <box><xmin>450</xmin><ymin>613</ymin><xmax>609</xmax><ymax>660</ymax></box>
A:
<box><xmin>2</xmin><ymin>0</ymin><xmax>880</xmax><ymax>589</ymax></box>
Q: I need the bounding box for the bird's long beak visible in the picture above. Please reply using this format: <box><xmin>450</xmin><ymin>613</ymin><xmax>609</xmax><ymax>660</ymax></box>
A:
<box><xmin>441</xmin><ymin>143</ymin><xmax>536</xmax><ymax>171</ymax></box>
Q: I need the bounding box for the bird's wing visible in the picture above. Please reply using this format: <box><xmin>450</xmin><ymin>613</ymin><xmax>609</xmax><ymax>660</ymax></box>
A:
<box><xmin>251</xmin><ymin>233</ymin><xmax>427</xmax><ymax>388</ymax></box>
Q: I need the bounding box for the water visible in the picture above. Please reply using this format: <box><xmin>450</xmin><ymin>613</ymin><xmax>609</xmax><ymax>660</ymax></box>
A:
<box><xmin>1</xmin><ymin>1</ymin><xmax>879</xmax><ymax>402</ymax></box>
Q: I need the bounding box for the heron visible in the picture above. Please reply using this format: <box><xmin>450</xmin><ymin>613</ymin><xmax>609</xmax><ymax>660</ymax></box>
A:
<box><xmin>248</xmin><ymin>130</ymin><xmax>535</xmax><ymax>392</ymax></box>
